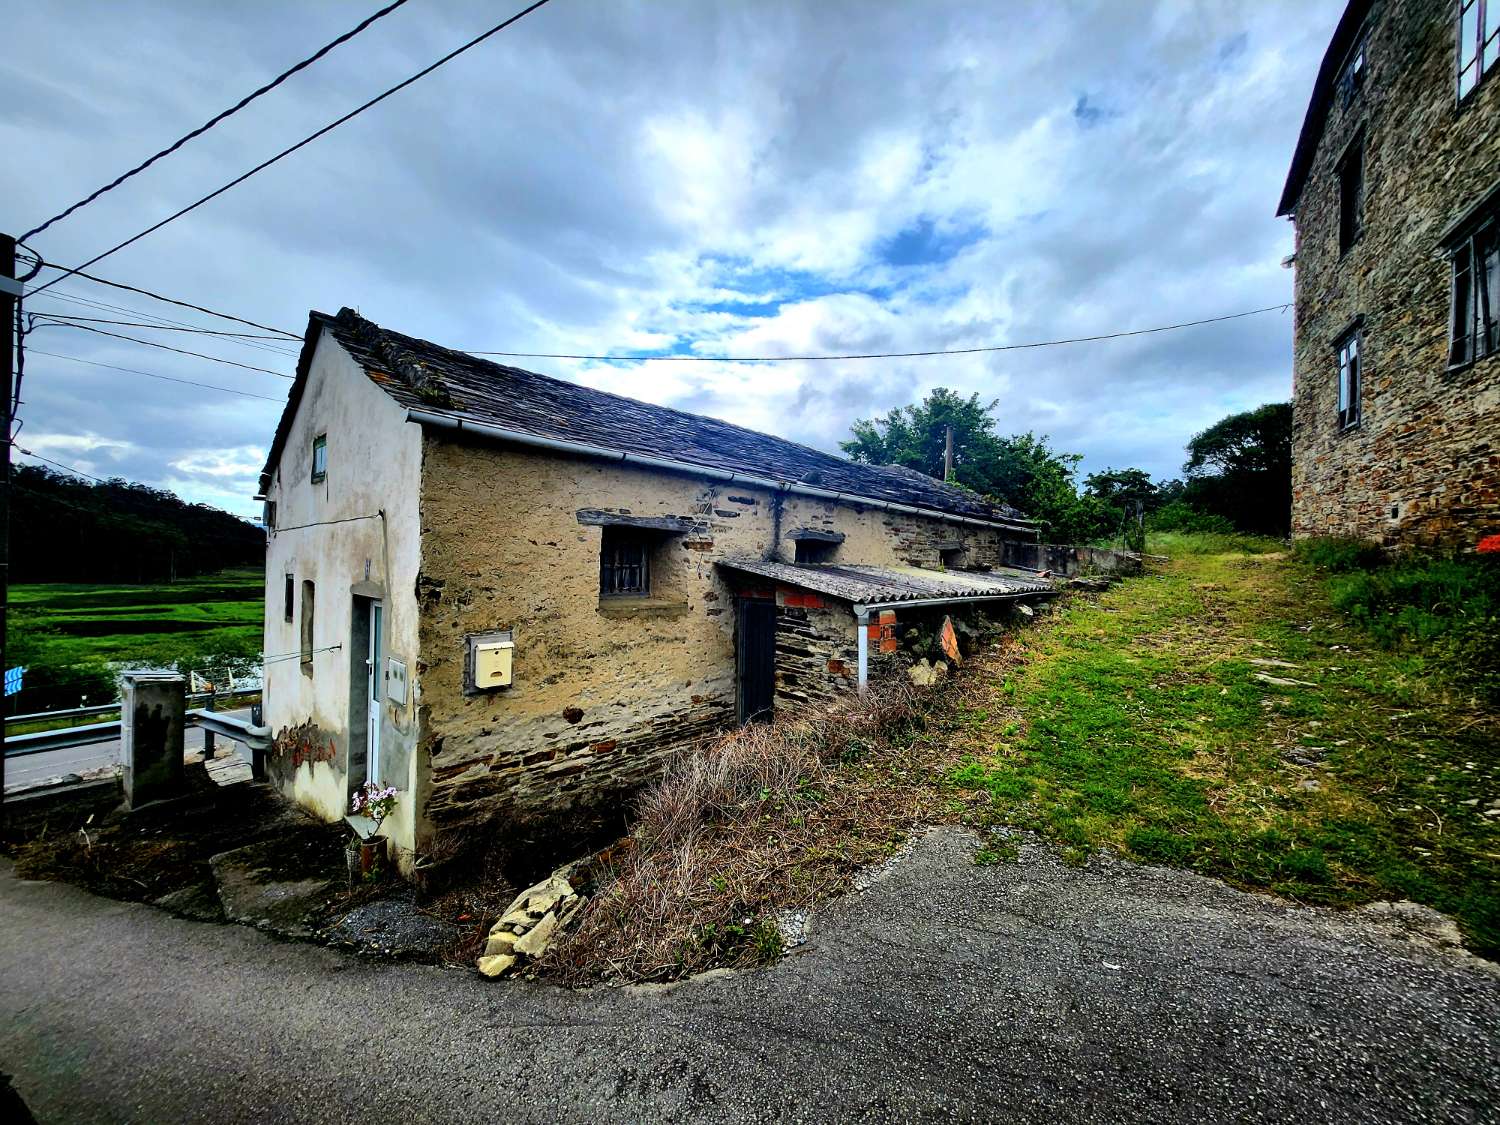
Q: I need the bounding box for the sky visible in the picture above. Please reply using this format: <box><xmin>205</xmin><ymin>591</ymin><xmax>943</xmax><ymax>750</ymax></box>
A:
<box><xmin>3</xmin><ymin>0</ymin><xmax>1341</xmax><ymax>520</ymax></box>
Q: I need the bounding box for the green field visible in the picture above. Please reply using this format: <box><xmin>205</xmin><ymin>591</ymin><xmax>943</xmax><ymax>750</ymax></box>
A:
<box><xmin>10</xmin><ymin>569</ymin><xmax>264</xmax><ymax>709</ymax></box>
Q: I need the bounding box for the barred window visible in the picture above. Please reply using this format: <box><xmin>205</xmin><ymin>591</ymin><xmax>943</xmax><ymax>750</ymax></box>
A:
<box><xmin>1449</xmin><ymin>217</ymin><xmax>1499</xmax><ymax>368</ymax></box>
<box><xmin>1336</xmin><ymin>328</ymin><xmax>1362</xmax><ymax>430</ymax></box>
<box><xmin>600</xmin><ymin>528</ymin><xmax>650</xmax><ymax>596</ymax></box>
<box><xmin>1458</xmin><ymin>0</ymin><xmax>1499</xmax><ymax>99</ymax></box>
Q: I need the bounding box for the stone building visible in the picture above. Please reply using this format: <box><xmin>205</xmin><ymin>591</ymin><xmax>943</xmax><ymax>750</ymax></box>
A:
<box><xmin>256</xmin><ymin>308</ymin><xmax>1057</xmax><ymax>871</ymax></box>
<box><xmin>1279</xmin><ymin>0</ymin><xmax>1499</xmax><ymax>546</ymax></box>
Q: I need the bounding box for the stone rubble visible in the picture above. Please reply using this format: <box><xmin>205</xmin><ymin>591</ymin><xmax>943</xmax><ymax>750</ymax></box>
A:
<box><xmin>476</xmin><ymin>868</ymin><xmax>585</xmax><ymax>979</ymax></box>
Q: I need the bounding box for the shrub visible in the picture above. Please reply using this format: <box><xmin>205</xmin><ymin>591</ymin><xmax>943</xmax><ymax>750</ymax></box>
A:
<box><xmin>1147</xmin><ymin>501</ymin><xmax>1235</xmax><ymax>536</ymax></box>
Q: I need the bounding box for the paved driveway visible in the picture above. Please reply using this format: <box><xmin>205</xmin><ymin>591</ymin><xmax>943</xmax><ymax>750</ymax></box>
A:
<box><xmin>2</xmin><ymin>828</ymin><xmax>1496</xmax><ymax>1123</ymax></box>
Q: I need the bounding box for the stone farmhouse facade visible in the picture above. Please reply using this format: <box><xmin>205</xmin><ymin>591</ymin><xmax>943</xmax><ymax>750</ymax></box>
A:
<box><xmin>1279</xmin><ymin>0</ymin><xmax>1499</xmax><ymax>546</ymax></box>
<box><xmin>256</xmin><ymin>309</ymin><xmax>1057</xmax><ymax>872</ymax></box>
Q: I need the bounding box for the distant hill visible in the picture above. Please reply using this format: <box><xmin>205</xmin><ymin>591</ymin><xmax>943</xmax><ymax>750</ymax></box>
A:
<box><xmin>10</xmin><ymin>464</ymin><xmax>264</xmax><ymax>584</ymax></box>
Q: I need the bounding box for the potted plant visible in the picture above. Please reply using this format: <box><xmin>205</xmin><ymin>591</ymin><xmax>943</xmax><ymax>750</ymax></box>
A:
<box><xmin>347</xmin><ymin>782</ymin><xmax>399</xmax><ymax>883</ymax></box>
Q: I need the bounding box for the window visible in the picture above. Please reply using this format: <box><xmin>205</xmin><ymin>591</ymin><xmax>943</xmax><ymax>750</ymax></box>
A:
<box><xmin>794</xmin><ymin>539</ymin><xmax>837</xmax><ymax>564</ymax></box>
<box><xmin>1336</xmin><ymin>328</ymin><xmax>1362</xmax><ymax>430</ymax></box>
<box><xmin>311</xmin><ymin>434</ymin><xmax>327</xmax><ymax>483</ymax></box>
<box><xmin>599</xmin><ymin>528</ymin><xmax>649</xmax><ymax>596</ymax></box>
<box><xmin>1339</xmin><ymin>33</ymin><xmax>1367</xmax><ymax>106</ymax></box>
<box><xmin>300</xmin><ymin>580</ymin><xmax>316</xmax><ymax>673</ymax></box>
<box><xmin>1458</xmin><ymin>0</ymin><xmax>1499</xmax><ymax>99</ymax></box>
<box><xmin>283</xmin><ymin>574</ymin><xmax>294</xmax><ymax>623</ymax></box>
<box><xmin>1449</xmin><ymin>217</ymin><xmax>1499</xmax><ymax>367</ymax></box>
<box><xmin>1338</xmin><ymin>140</ymin><xmax>1364</xmax><ymax>254</ymax></box>
<box><xmin>939</xmin><ymin>545</ymin><xmax>965</xmax><ymax>570</ymax></box>
<box><xmin>264</xmin><ymin>500</ymin><xmax>277</xmax><ymax>530</ymax></box>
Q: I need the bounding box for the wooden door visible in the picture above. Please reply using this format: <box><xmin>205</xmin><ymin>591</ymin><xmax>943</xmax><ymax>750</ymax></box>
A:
<box><xmin>737</xmin><ymin>598</ymin><xmax>776</xmax><ymax>724</ymax></box>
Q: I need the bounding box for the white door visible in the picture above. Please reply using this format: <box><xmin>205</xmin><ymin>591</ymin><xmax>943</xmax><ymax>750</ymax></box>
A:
<box><xmin>367</xmin><ymin>601</ymin><xmax>383</xmax><ymax>784</ymax></box>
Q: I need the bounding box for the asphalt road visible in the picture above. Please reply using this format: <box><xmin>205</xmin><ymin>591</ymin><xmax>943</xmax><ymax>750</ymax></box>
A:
<box><xmin>2</xmin><ymin>827</ymin><xmax>1496</xmax><ymax>1124</ymax></box>
<box><xmin>5</xmin><ymin>708</ymin><xmax>255</xmax><ymax>789</ymax></box>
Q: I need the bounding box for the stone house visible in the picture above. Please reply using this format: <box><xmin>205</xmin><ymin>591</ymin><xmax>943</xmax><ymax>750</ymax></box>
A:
<box><xmin>1279</xmin><ymin>0</ymin><xmax>1499</xmax><ymax>546</ymax></box>
<box><xmin>256</xmin><ymin>308</ymin><xmax>1054</xmax><ymax>872</ymax></box>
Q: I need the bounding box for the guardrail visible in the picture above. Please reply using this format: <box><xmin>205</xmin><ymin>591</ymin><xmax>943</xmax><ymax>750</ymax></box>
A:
<box><xmin>4</xmin><ymin>709</ymin><xmax>269</xmax><ymax>782</ymax></box>
<box><xmin>7</xmin><ymin>688</ymin><xmax>262</xmax><ymax>728</ymax></box>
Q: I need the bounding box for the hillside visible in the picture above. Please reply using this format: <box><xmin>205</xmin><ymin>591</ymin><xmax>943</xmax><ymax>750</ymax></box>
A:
<box><xmin>10</xmin><ymin>464</ymin><xmax>264</xmax><ymax>584</ymax></box>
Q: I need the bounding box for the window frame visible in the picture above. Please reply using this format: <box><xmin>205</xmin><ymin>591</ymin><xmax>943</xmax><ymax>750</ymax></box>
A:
<box><xmin>300</xmin><ymin>579</ymin><xmax>316</xmax><ymax>674</ymax></box>
<box><xmin>599</xmin><ymin>527</ymin><xmax>651</xmax><ymax>598</ymax></box>
<box><xmin>283</xmin><ymin>573</ymin><xmax>294</xmax><ymax>623</ymax></box>
<box><xmin>310</xmin><ymin>434</ymin><xmax>328</xmax><ymax>484</ymax></box>
<box><xmin>1339</xmin><ymin>31</ymin><xmax>1368</xmax><ymax>107</ymax></box>
<box><xmin>1447</xmin><ymin>214</ymin><xmax>1499</xmax><ymax>369</ymax></box>
<box><xmin>1335</xmin><ymin>325</ymin><xmax>1363</xmax><ymax>431</ymax></box>
<box><xmin>1337</xmin><ymin>136</ymin><xmax>1365</xmax><ymax>255</ymax></box>
<box><xmin>1457</xmin><ymin>0</ymin><xmax>1499</xmax><ymax>102</ymax></box>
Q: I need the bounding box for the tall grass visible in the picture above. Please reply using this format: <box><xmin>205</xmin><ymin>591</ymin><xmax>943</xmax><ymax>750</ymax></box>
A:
<box><xmin>542</xmin><ymin>684</ymin><xmax>943</xmax><ymax>983</ymax></box>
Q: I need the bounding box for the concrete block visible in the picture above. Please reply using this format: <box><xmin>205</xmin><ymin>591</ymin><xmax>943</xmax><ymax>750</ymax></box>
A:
<box><xmin>121</xmin><ymin>672</ymin><xmax>186</xmax><ymax>810</ymax></box>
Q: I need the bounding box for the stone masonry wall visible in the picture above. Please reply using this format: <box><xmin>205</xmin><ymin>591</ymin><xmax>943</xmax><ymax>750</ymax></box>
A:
<box><xmin>1290</xmin><ymin>0</ymin><xmax>1500</xmax><ymax>547</ymax></box>
<box><xmin>412</xmin><ymin>436</ymin><xmax>1031</xmax><ymax>845</ymax></box>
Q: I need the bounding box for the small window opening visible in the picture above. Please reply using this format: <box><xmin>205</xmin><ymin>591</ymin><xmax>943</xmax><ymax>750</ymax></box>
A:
<box><xmin>1339</xmin><ymin>35</ymin><xmax>1366</xmax><ymax>105</ymax></box>
<box><xmin>794</xmin><ymin>539</ymin><xmax>838</xmax><ymax>564</ymax></box>
<box><xmin>283</xmin><ymin>574</ymin><xmax>294</xmax><ymax>623</ymax></box>
<box><xmin>939</xmin><ymin>546</ymin><xmax>965</xmax><ymax>570</ymax></box>
<box><xmin>311</xmin><ymin>434</ymin><xmax>328</xmax><ymax>483</ymax></box>
<box><xmin>1338</xmin><ymin>141</ymin><xmax>1364</xmax><ymax>254</ymax></box>
<box><xmin>1336</xmin><ymin>327</ymin><xmax>1362</xmax><ymax>430</ymax></box>
<box><xmin>300</xmin><ymin>580</ymin><xmax>316</xmax><ymax>673</ymax></box>
<box><xmin>264</xmin><ymin>500</ymin><xmax>277</xmax><ymax>530</ymax></box>
<box><xmin>600</xmin><ymin>528</ymin><xmax>650</xmax><ymax>596</ymax></box>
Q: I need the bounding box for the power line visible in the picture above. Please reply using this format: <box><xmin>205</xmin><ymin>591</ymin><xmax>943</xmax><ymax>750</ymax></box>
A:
<box><xmin>14</xmin><ymin>447</ymin><xmax>113</xmax><ymax>484</ymax></box>
<box><xmin>29</xmin><ymin>0</ymin><xmax>557</xmax><ymax>297</ymax></box>
<box><xmin>26</xmin><ymin>258</ymin><xmax>300</xmax><ymax>339</ymax></box>
<box><xmin>31</xmin><ymin>312</ymin><xmax>292</xmax><ymax>341</ymax></box>
<box><xmin>31</xmin><ymin>289</ymin><xmax>301</xmax><ymax>359</ymax></box>
<box><xmin>25</xmin><ymin>349</ymin><xmax>287</xmax><ymax>403</ymax></box>
<box><xmin>463</xmin><ymin>303</ymin><xmax>1294</xmax><ymax>364</ymax></box>
<box><xmin>20</xmin><ymin>0</ymin><xmax>414</xmax><ymax>242</ymax></box>
<box><xmin>28</xmin><ymin>322</ymin><xmax>293</xmax><ymax>378</ymax></box>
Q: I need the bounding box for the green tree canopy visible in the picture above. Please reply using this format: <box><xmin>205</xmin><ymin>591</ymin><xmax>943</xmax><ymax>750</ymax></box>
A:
<box><xmin>1180</xmin><ymin>403</ymin><xmax>1293</xmax><ymax>536</ymax></box>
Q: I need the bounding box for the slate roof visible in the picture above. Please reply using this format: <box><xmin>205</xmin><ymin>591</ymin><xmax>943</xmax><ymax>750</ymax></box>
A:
<box><xmin>716</xmin><ymin>558</ymin><xmax>1054</xmax><ymax>608</ymax></box>
<box><xmin>259</xmin><ymin>308</ymin><xmax>1034</xmax><ymax>531</ymax></box>
<box><xmin>1277</xmin><ymin>0</ymin><xmax>1372</xmax><ymax>216</ymax></box>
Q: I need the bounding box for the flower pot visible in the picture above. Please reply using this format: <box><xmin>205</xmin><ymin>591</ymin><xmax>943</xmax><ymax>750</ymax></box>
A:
<box><xmin>346</xmin><ymin>835</ymin><xmax>387</xmax><ymax>886</ymax></box>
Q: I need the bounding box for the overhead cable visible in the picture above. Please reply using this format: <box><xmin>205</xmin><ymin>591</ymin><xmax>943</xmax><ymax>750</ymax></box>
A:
<box><xmin>28</xmin><ymin>0</ymin><xmax>556</xmax><ymax>296</ymax></box>
<box><xmin>19</xmin><ymin>0</ymin><xmax>414</xmax><ymax>241</ymax></box>
<box><xmin>25</xmin><ymin>348</ymin><xmax>288</xmax><ymax>402</ymax></box>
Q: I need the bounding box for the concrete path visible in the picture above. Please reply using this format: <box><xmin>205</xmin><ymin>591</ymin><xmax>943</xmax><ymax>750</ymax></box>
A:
<box><xmin>2</xmin><ymin>828</ymin><xmax>1496</xmax><ymax>1124</ymax></box>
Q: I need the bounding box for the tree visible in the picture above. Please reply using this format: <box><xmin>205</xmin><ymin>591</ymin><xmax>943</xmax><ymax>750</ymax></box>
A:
<box><xmin>1181</xmin><ymin>403</ymin><xmax>1292</xmax><ymax>536</ymax></box>
<box><xmin>842</xmin><ymin>390</ymin><xmax>1113</xmax><ymax>543</ymax></box>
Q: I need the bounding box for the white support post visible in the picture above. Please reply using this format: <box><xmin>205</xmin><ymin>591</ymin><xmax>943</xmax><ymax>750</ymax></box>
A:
<box><xmin>856</xmin><ymin>610</ymin><xmax>870</xmax><ymax>696</ymax></box>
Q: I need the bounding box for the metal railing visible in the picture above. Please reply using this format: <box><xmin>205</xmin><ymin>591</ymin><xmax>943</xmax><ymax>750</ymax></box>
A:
<box><xmin>7</xmin><ymin>688</ymin><xmax>262</xmax><ymax>729</ymax></box>
<box><xmin>4</xmin><ymin>708</ymin><xmax>269</xmax><ymax>781</ymax></box>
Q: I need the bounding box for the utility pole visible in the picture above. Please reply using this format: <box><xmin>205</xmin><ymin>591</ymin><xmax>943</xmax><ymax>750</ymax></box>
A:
<box><xmin>943</xmin><ymin>425</ymin><xmax>954</xmax><ymax>482</ymax></box>
<box><xmin>1</xmin><ymin>233</ymin><xmax>17</xmax><ymax>811</ymax></box>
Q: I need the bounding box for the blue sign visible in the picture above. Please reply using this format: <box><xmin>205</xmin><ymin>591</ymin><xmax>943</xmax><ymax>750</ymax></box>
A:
<box><xmin>4</xmin><ymin>666</ymin><xmax>25</xmax><ymax>696</ymax></box>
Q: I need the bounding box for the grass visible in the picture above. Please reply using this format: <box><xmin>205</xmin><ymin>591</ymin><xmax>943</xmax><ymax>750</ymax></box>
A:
<box><xmin>946</xmin><ymin>534</ymin><xmax>1500</xmax><ymax>958</ymax></box>
<box><xmin>10</xmin><ymin>568</ymin><xmax>263</xmax><ymax>670</ymax></box>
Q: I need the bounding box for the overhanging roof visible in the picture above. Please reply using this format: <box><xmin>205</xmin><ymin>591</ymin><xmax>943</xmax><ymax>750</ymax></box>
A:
<box><xmin>1277</xmin><ymin>0</ymin><xmax>1372</xmax><ymax>217</ymax></box>
<box><xmin>259</xmin><ymin>309</ymin><xmax>1036</xmax><ymax>534</ymax></box>
<box><xmin>717</xmin><ymin>558</ymin><xmax>1054</xmax><ymax>611</ymax></box>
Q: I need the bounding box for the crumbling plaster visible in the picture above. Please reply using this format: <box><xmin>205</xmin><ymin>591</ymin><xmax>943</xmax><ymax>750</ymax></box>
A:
<box><xmin>262</xmin><ymin>329</ymin><xmax>424</xmax><ymax>864</ymax></box>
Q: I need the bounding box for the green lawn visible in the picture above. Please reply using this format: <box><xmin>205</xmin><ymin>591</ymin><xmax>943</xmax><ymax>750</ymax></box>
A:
<box><xmin>10</xmin><ymin>569</ymin><xmax>264</xmax><ymax>689</ymax></box>
<box><xmin>946</xmin><ymin>540</ymin><xmax>1500</xmax><ymax>958</ymax></box>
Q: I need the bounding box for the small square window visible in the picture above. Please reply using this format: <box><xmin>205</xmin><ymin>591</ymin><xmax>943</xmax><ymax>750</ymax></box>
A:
<box><xmin>311</xmin><ymin>434</ymin><xmax>328</xmax><ymax>483</ymax></box>
<box><xmin>1336</xmin><ymin>327</ymin><xmax>1362</xmax><ymax>430</ymax></box>
<box><xmin>599</xmin><ymin>528</ymin><xmax>650</xmax><ymax>596</ymax></box>
<box><xmin>939</xmin><ymin>545</ymin><xmax>965</xmax><ymax>569</ymax></box>
<box><xmin>794</xmin><ymin>539</ymin><xmax>838</xmax><ymax>564</ymax></box>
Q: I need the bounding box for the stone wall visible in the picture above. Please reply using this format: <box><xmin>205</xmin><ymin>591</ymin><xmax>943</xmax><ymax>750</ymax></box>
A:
<box><xmin>1290</xmin><ymin>0</ymin><xmax>1500</xmax><ymax>547</ymax></box>
<box><xmin>411</xmin><ymin>437</ymin><xmax>1029</xmax><ymax>846</ymax></box>
<box><xmin>1000</xmin><ymin>541</ymin><xmax>1143</xmax><ymax>577</ymax></box>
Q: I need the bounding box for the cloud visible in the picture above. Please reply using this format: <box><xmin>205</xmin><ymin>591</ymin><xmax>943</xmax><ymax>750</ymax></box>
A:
<box><xmin>4</xmin><ymin>0</ymin><xmax>1342</xmax><ymax>518</ymax></box>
